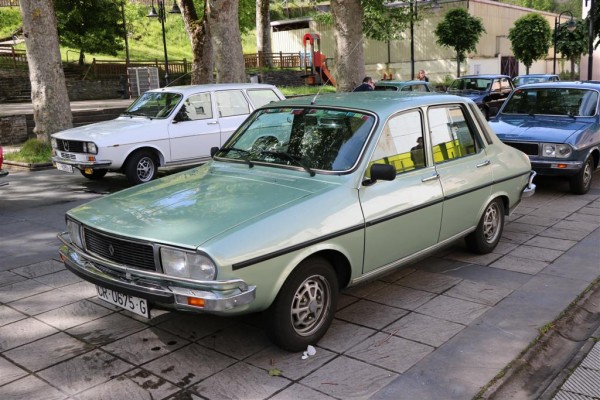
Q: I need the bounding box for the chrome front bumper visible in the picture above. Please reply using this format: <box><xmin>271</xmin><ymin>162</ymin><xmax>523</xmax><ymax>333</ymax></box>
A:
<box><xmin>57</xmin><ymin>232</ymin><xmax>256</xmax><ymax>314</ymax></box>
<box><xmin>52</xmin><ymin>155</ymin><xmax>112</xmax><ymax>168</ymax></box>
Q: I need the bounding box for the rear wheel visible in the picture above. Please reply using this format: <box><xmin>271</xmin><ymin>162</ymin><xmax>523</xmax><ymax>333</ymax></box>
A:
<box><xmin>79</xmin><ymin>169</ymin><xmax>108</xmax><ymax>180</ymax></box>
<box><xmin>569</xmin><ymin>156</ymin><xmax>594</xmax><ymax>195</ymax></box>
<box><xmin>465</xmin><ymin>198</ymin><xmax>504</xmax><ymax>254</ymax></box>
<box><xmin>266</xmin><ymin>257</ymin><xmax>338</xmax><ymax>352</ymax></box>
<box><xmin>124</xmin><ymin>150</ymin><xmax>158</xmax><ymax>185</ymax></box>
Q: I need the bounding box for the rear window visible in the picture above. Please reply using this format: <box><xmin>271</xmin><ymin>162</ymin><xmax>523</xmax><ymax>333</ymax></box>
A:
<box><xmin>503</xmin><ymin>88</ymin><xmax>599</xmax><ymax>117</ymax></box>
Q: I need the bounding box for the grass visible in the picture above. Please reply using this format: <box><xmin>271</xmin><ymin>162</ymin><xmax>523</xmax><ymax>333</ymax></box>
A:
<box><xmin>4</xmin><ymin>139</ymin><xmax>52</xmax><ymax>164</ymax></box>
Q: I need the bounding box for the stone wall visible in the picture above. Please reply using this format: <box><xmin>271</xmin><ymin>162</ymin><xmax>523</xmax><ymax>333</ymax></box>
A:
<box><xmin>67</xmin><ymin>79</ymin><xmax>123</xmax><ymax>101</ymax></box>
<box><xmin>0</xmin><ymin>115</ymin><xmax>28</xmax><ymax>145</ymax></box>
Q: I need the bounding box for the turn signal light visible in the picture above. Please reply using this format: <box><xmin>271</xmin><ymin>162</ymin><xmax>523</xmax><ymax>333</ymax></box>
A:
<box><xmin>87</xmin><ymin>156</ymin><xmax>96</xmax><ymax>162</ymax></box>
<box><xmin>188</xmin><ymin>297</ymin><xmax>205</xmax><ymax>308</ymax></box>
<box><xmin>556</xmin><ymin>164</ymin><xmax>568</xmax><ymax>169</ymax></box>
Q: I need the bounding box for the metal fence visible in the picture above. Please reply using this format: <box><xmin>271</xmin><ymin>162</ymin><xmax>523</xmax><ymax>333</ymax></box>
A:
<box><xmin>83</xmin><ymin>58</ymin><xmax>192</xmax><ymax>80</ymax></box>
<box><xmin>244</xmin><ymin>52</ymin><xmax>303</xmax><ymax>69</ymax></box>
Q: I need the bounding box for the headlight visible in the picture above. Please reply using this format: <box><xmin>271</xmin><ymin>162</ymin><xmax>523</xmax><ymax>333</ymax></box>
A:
<box><xmin>83</xmin><ymin>142</ymin><xmax>98</xmax><ymax>154</ymax></box>
<box><xmin>66</xmin><ymin>219</ymin><xmax>84</xmax><ymax>249</ymax></box>
<box><xmin>542</xmin><ymin>143</ymin><xmax>572</xmax><ymax>158</ymax></box>
<box><xmin>50</xmin><ymin>137</ymin><xmax>57</xmax><ymax>149</ymax></box>
<box><xmin>161</xmin><ymin>248</ymin><xmax>216</xmax><ymax>280</ymax></box>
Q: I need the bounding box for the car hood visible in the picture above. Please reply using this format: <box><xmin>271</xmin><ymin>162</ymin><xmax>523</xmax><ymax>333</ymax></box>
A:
<box><xmin>446</xmin><ymin>90</ymin><xmax>484</xmax><ymax>101</ymax></box>
<box><xmin>489</xmin><ymin>116</ymin><xmax>587</xmax><ymax>143</ymax></box>
<box><xmin>51</xmin><ymin>117</ymin><xmax>161</xmax><ymax>146</ymax></box>
<box><xmin>67</xmin><ymin>163</ymin><xmax>339</xmax><ymax>249</ymax></box>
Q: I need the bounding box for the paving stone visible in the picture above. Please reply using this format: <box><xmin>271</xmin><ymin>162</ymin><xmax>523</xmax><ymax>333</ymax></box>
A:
<box><xmin>35</xmin><ymin>299</ymin><xmax>114</xmax><ymax>330</ymax></box>
<box><xmin>347</xmin><ymin>332</ymin><xmax>433</xmax><ymax>373</ymax></box>
<box><xmin>0</xmin><ymin>356</ymin><xmax>28</xmax><ymax>386</ymax></box>
<box><xmin>416</xmin><ymin>295</ymin><xmax>491</xmax><ymax>325</ymax></box>
<box><xmin>528</xmin><ymin>208</ymin><xmax>572</xmax><ymax>219</ymax></box>
<box><xmin>246</xmin><ymin>344</ymin><xmax>337</xmax><ymax>381</ymax></box>
<box><xmin>335</xmin><ymin>299</ymin><xmax>408</xmax><ymax>330</ymax></box>
<box><xmin>489</xmin><ymin>254</ymin><xmax>549</xmax><ymax>275</ymax></box>
<box><xmin>509</xmin><ymin>245</ymin><xmax>564</xmax><ymax>263</ymax></box>
<box><xmin>566</xmin><ymin>212</ymin><xmax>600</xmax><ymax>224</ymax></box>
<box><xmin>365</xmin><ymin>284</ymin><xmax>436</xmax><ymax>310</ymax></box>
<box><xmin>344</xmin><ymin>280</ymin><xmax>389</xmax><ymax>298</ymax></box>
<box><xmin>336</xmin><ymin>293</ymin><xmax>359</xmax><ymax>311</ymax></box>
<box><xmin>270</xmin><ymin>383</ymin><xmax>337</xmax><ymax>400</ymax></box>
<box><xmin>156</xmin><ymin>314</ymin><xmax>234</xmax><ymax>342</ymax></box>
<box><xmin>75</xmin><ymin>368</ymin><xmax>179</xmax><ymax>400</ymax></box>
<box><xmin>194</xmin><ymin>322</ymin><xmax>270</xmax><ymax>360</ymax></box>
<box><xmin>67</xmin><ymin>313</ymin><xmax>147</xmax><ymax>346</ymax></box>
<box><xmin>0</xmin><ymin>317</ymin><xmax>58</xmax><ymax>351</ymax></box>
<box><xmin>378</xmin><ymin>267</ymin><xmax>416</xmax><ymax>283</ymax></box>
<box><xmin>500</xmin><ymin>230</ymin><xmax>535</xmax><ymax>244</ymax></box>
<box><xmin>0</xmin><ymin>375</ymin><xmax>67</xmax><ymax>400</ymax></box>
<box><xmin>444</xmin><ymin>280</ymin><xmax>513</xmax><ymax>306</ymax></box>
<box><xmin>513</xmin><ymin>215</ymin><xmax>562</xmax><ymax>227</ymax></box>
<box><xmin>318</xmin><ymin>319</ymin><xmax>376</xmax><ymax>353</ymax></box>
<box><xmin>11</xmin><ymin>260</ymin><xmax>65</xmax><ymax>278</ymax></box>
<box><xmin>0</xmin><ymin>305</ymin><xmax>26</xmax><ymax>327</ymax></box>
<box><xmin>504</xmin><ymin>222</ymin><xmax>547</xmax><ymax>235</ymax></box>
<box><xmin>33</xmin><ymin>269</ymin><xmax>82</xmax><ymax>288</ymax></box>
<box><xmin>0</xmin><ymin>271</ymin><xmax>26</xmax><ymax>287</ymax></box>
<box><xmin>394</xmin><ymin>270</ymin><xmax>462</xmax><ymax>293</ymax></box>
<box><xmin>491</xmin><ymin>240</ymin><xmax>519</xmax><ymax>255</ymax></box>
<box><xmin>524</xmin><ymin>236</ymin><xmax>578</xmax><ymax>251</ymax></box>
<box><xmin>9</xmin><ymin>287</ymin><xmax>82</xmax><ymax>316</ymax></box>
<box><xmin>539</xmin><ymin>227</ymin><xmax>592</xmax><ymax>241</ymax></box>
<box><xmin>0</xmin><ymin>279</ymin><xmax>54</xmax><ymax>303</ymax></box>
<box><xmin>300</xmin><ymin>355</ymin><xmax>398</xmax><ymax>399</ymax></box>
<box><xmin>190</xmin><ymin>362</ymin><xmax>290</xmax><ymax>400</ymax></box>
<box><xmin>3</xmin><ymin>332</ymin><xmax>92</xmax><ymax>371</ymax></box>
<box><xmin>383</xmin><ymin>312</ymin><xmax>465</xmax><ymax>347</ymax></box>
<box><xmin>443</xmin><ymin>250</ymin><xmax>503</xmax><ymax>266</ymax></box>
<box><xmin>101</xmin><ymin>327</ymin><xmax>188</xmax><ymax>365</ymax></box>
<box><xmin>578</xmin><ymin>206</ymin><xmax>600</xmax><ymax>216</ymax></box>
<box><xmin>553</xmin><ymin>220</ymin><xmax>599</xmax><ymax>233</ymax></box>
<box><xmin>143</xmin><ymin>343</ymin><xmax>235</xmax><ymax>387</ymax></box>
<box><xmin>37</xmin><ymin>350</ymin><xmax>133</xmax><ymax>395</ymax></box>
<box><xmin>58</xmin><ymin>281</ymin><xmax>98</xmax><ymax>301</ymax></box>
<box><xmin>424</xmin><ymin>262</ymin><xmax>531</xmax><ymax>291</ymax></box>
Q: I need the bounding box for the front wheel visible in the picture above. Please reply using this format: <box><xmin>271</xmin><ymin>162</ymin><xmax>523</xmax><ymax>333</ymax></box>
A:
<box><xmin>124</xmin><ymin>150</ymin><xmax>158</xmax><ymax>185</ymax></box>
<box><xmin>266</xmin><ymin>257</ymin><xmax>338</xmax><ymax>352</ymax></box>
<box><xmin>465</xmin><ymin>198</ymin><xmax>504</xmax><ymax>254</ymax></box>
<box><xmin>569</xmin><ymin>156</ymin><xmax>594</xmax><ymax>195</ymax></box>
<box><xmin>79</xmin><ymin>169</ymin><xmax>108</xmax><ymax>180</ymax></box>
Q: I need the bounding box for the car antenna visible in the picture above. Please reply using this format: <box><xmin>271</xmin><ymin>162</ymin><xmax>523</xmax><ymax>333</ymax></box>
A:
<box><xmin>166</xmin><ymin>71</ymin><xmax>191</xmax><ymax>87</ymax></box>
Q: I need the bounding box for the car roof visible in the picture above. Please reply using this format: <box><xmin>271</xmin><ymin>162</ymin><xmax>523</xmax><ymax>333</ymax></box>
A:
<box><xmin>376</xmin><ymin>80</ymin><xmax>429</xmax><ymax>86</ymax></box>
<box><xmin>261</xmin><ymin>92</ymin><xmax>467</xmax><ymax>120</ymax></box>
<box><xmin>514</xmin><ymin>74</ymin><xmax>558</xmax><ymax>78</ymax></box>
<box><xmin>513</xmin><ymin>81</ymin><xmax>600</xmax><ymax>90</ymax></box>
<box><xmin>147</xmin><ymin>83</ymin><xmax>280</xmax><ymax>96</ymax></box>
<box><xmin>456</xmin><ymin>75</ymin><xmax>511</xmax><ymax>79</ymax></box>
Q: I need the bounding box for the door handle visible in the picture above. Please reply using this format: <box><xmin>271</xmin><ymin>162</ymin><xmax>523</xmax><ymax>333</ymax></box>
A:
<box><xmin>476</xmin><ymin>160</ymin><xmax>491</xmax><ymax>168</ymax></box>
<box><xmin>207</xmin><ymin>121</ymin><xmax>219</xmax><ymax>125</ymax></box>
<box><xmin>422</xmin><ymin>174</ymin><xmax>440</xmax><ymax>182</ymax></box>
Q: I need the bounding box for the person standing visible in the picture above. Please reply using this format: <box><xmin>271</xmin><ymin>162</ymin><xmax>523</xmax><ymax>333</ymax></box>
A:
<box><xmin>353</xmin><ymin>77</ymin><xmax>375</xmax><ymax>92</ymax></box>
<box><xmin>417</xmin><ymin>70</ymin><xmax>429</xmax><ymax>82</ymax></box>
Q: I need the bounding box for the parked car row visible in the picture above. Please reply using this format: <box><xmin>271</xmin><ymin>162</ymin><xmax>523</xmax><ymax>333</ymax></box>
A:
<box><xmin>0</xmin><ymin>144</ymin><xmax>8</xmax><ymax>182</ymax></box>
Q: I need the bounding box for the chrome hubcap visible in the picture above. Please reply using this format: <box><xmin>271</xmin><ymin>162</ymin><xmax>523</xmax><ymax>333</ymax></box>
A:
<box><xmin>137</xmin><ymin>157</ymin><xmax>155</xmax><ymax>182</ymax></box>
<box><xmin>291</xmin><ymin>275</ymin><xmax>330</xmax><ymax>336</ymax></box>
<box><xmin>483</xmin><ymin>202</ymin><xmax>501</xmax><ymax>244</ymax></box>
<box><xmin>582</xmin><ymin>161</ymin><xmax>592</xmax><ymax>188</ymax></box>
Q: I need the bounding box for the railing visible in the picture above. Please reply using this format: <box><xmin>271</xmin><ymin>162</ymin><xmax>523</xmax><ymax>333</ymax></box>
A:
<box><xmin>0</xmin><ymin>44</ymin><xmax>27</xmax><ymax>70</ymax></box>
<box><xmin>0</xmin><ymin>0</ymin><xmax>19</xmax><ymax>7</ymax></box>
<box><xmin>244</xmin><ymin>52</ymin><xmax>303</xmax><ymax>69</ymax></box>
<box><xmin>83</xmin><ymin>58</ymin><xmax>192</xmax><ymax>80</ymax></box>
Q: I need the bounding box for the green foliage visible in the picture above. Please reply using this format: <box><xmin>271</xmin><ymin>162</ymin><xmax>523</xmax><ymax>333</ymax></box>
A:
<box><xmin>4</xmin><ymin>139</ymin><xmax>52</xmax><ymax>164</ymax></box>
<box><xmin>508</xmin><ymin>13</ymin><xmax>552</xmax><ymax>70</ymax></box>
<box><xmin>361</xmin><ymin>0</ymin><xmax>412</xmax><ymax>42</ymax></box>
<box><xmin>434</xmin><ymin>8</ymin><xmax>485</xmax><ymax>63</ymax></box>
<box><xmin>0</xmin><ymin>7</ymin><xmax>21</xmax><ymax>39</ymax></box>
<box><xmin>555</xmin><ymin>19</ymin><xmax>588</xmax><ymax>61</ymax></box>
<box><xmin>278</xmin><ymin>85</ymin><xmax>337</xmax><ymax>96</ymax></box>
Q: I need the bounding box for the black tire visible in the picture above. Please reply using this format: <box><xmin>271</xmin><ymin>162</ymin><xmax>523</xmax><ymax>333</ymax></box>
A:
<box><xmin>124</xmin><ymin>150</ymin><xmax>158</xmax><ymax>185</ymax></box>
<box><xmin>266</xmin><ymin>256</ymin><xmax>338</xmax><ymax>352</ymax></box>
<box><xmin>465</xmin><ymin>198</ymin><xmax>504</xmax><ymax>254</ymax></box>
<box><xmin>79</xmin><ymin>169</ymin><xmax>108</xmax><ymax>180</ymax></box>
<box><xmin>569</xmin><ymin>156</ymin><xmax>594</xmax><ymax>195</ymax></box>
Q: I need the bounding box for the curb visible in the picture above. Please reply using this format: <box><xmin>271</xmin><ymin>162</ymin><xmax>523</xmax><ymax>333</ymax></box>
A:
<box><xmin>3</xmin><ymin>160</ymin><xmax>54</xmax><ymax>171</ymax></box>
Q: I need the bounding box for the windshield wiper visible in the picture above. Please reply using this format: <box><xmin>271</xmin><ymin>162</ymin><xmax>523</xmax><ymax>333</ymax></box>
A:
<box><xmin>261</xmin><ymin>150</ymin><xmax>315</xmax><ymax>177</ymax></box>
<box><xmin>217</xmin><ymin>147</ymin><xmax>254</xmax><ymax>168</ymax></box>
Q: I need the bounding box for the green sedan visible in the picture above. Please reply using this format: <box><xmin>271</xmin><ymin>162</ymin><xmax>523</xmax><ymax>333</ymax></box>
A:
<box><xmin>58</xmin><ymin>92</ymin><xmax>535</xmax><ymax>351</ymax></box>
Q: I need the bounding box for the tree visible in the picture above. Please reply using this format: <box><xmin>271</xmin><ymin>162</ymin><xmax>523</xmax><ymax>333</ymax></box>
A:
<box><xmin>508</xmin><ymin>13</ymin><xmax>552</xmax><ymax>74</ymax></box>
<box><xmin>54</xmin><ymin>0</ymin><xmax>125</xmax><ymax>66</ymax></box>
<box><xmin>180</xmin><ymin>0</ymin><xmax>214</xmax><ymax>84</ymax></box>
<box><xmin>435</xmin><ymin>8</ymin><xmax>485</xmax><ymax>77</ymax></box>
<box><xmin>19</xmin><ymin>0</ymin><xmax>72</xmax><ymax>142</ymax></box>
<box><xmin>331</xmin><ymin>0</ymin><xmax>366</xmax><ymax>92</ymax></box>
<box><xmin>207</xmin><ymin>0</ymin><xmax>246</xmax><ymax>83</ymax></box>
<box><xmin>555</xmin><ymin>20</ymin><xmax>588</xmax><ymax>79</ymax></box>
<box><xmin>256</xmin><ymin>0</ymin><xmax>272</xmax><ymax>67</ymax></box>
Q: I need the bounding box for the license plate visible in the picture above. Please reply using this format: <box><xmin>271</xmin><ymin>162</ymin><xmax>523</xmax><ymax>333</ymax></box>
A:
<box><xmin>55</xmin><ymin>162</ymin><xmax>74</xmax><ymax>173</ymax></box>
<box><xmin>96</xmin><ymin>286</ymin><xmax>149</xmax><ymax>318</ymax></box>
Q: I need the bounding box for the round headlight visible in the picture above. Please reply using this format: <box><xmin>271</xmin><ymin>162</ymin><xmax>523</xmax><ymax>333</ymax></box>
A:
<box><xmin>66</xmin><ymin>219</ymin><xmax>84</xmax><ymax>249</ymax></box>
<box><xmin>161</xmin><ymin>248</ymin><xmax>216</xmax><ymax>280</ymax></box>
<box><xmin>543</xmin><ymin>143</ymin><xmax>571</xmax><ymax>158</ymax></box>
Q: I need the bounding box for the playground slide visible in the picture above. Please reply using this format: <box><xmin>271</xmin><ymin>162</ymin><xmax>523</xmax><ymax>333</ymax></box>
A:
<box><xmin>316</xmin><ymin>65</ymin><xmax>336</xmax><ymax>86</ymax></box>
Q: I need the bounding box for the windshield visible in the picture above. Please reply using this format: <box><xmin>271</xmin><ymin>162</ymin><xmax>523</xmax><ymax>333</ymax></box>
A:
<box><xmin>502</xmin><ymin>88</ymin><xmax>599</xmax><ymax>117</ymax></box>
<box><xmin>513</xmin><ymin>76</ymin><xmax>552</xmax><ymax>86</ymax></box>
<box><xmin>124</xmin><ymin>92</ymin><xmax>183</xmax><ymax>118</ymax></box>
<box><xmin>449</xmin><ymin>78</ymin><xmax>492</xmax><ymax>91</ymax></box>
<box><xmin>215</xmin><ymin>107</ymin><xmax>376</xmax><ymax>172</ymax></box>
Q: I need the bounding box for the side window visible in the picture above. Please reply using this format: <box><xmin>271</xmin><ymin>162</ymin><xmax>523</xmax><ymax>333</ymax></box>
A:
<box><xmin>178</xmin><ymin>93</ymin><xmax>213</xmax><ymax>121</ymax></box>
<box><xmin>413</xmin><ymin>84</ymin><xmax>428</xmax><ymax>92</ymax></box>
<box><xmin>216</xmin><ymin>90</ymin><xmax>251</xmax><ymax>117</ymax></box>
<box><xmin>246</xmin><ymin>89</ymin><xmax>281</xmax><ymax>108</ymax></box>
<box><xmin>490</xmin><ymin>79</ymin><xmax>501</xmax><ymax>92</ymax></box>
<box><xmin>500</xmin><ymin>78</ymin><xmax>512</xmax><ymax>93</ymax></box>
<box><xmin>428</xmin><ymin>105</ymin><xmax>479</xmax><ymax>164</ymax></box>
<box><xmin>371</xmin><ymin>110</ymin><xmax>426</xmax><ymax>174</ymax></box>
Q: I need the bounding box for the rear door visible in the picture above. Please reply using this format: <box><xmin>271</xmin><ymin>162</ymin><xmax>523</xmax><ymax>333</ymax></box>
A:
<box><xmin>215</xmin><ymin>90</ymin><xmax>252</xmax><ymax>145</ymax></box>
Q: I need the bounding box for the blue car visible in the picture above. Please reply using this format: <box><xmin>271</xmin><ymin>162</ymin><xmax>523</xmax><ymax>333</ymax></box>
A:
<box><xmin>489</xmin><ymin>81</ymin><xmax>600</xmax><ymax>194</ymax></box>
<box><xmin>447</xmin><ymin>75</ymin><xmax>514</xmax><ymax>119</ymax></box>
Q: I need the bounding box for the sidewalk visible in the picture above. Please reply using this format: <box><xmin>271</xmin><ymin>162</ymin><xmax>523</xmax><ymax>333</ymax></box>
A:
<box><xmin>0</xmin><ymin>169</ymin><xmax>598</xmax><ymax>400</ymax></box>
<box><xmin>0</xmin><ymin>98</ymin><xmax>135</xmax><ymax>117</ymax></box>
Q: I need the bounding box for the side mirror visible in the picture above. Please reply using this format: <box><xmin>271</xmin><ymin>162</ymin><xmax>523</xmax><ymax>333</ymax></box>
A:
<box><xmin>210</xmin><ymin>147</ymin><xmax>219</xmax><ymax>158</ymax></box>
<box><xmin>362</xmin><ymin>163</ymin><xmax>396</xmax><ymax>186</ymax></box>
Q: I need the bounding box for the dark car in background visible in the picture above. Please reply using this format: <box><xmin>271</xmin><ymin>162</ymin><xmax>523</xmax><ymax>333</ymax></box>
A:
<box><xmin>512</xmin><ymin>74</ymin><xmax>560</xmax><ymax>87</ymax></box>
<box><xmin>447</xmin><ymin>75</ymin><xmax>514</xmax><ymax>119</ymax></box>
<box><xmin>489</xmin><ymin>81</ymin><xmax>600</xmax><ymax>194</ymax></box>
<box><xmin>374</xmin><ymin>80</ymin><xmax>434</xmax><ymax>93</ymax></box>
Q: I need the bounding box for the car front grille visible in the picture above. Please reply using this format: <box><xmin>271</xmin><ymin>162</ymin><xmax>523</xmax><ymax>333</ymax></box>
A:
<box><xmin>84</xmin><ymin>228</ymin><xmax>157</xmax><ymax>271</ymax></box>
<box><xmin>60</xmin><ymin>152</ymin><xmax>76</xmax><ymax>160</ymax></box>
<box><xmin>55</xmin><ymin>140</ymin><xmax>84</xmax><ymax>153</ymax></box>
<box><xmin>503</xmin><ymin>141</ymin><xmax>539</xmax><ymax>156</ymax></box>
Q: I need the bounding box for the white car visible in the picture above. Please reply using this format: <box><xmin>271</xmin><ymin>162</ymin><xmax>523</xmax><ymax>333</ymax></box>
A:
<box><xmin>51</xmin><ymin>83</ymin><xmax>285</xmax><ymax>184</ymax></box>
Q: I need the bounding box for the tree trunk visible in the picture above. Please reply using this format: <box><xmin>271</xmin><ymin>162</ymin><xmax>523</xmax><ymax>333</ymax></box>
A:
<box><xmin>180</xmin><ymin>0</ymin><xmax>214</xmax><ymax>84</ymax></box>
<box><xmin>19</xmin><ymin>0</ymin><xmax>72</xmax><ymax>142</ymax></box>
<box><xmin>256</xmin><ymin>0</ymin><xmax>272</xmax><ymax>68</ymax></box>
<box><xmin>207</xmin><ymin>0</ymin><xmax>246</xmax><ymax>83</ymax></box>
<box><xmin>456</xmin><ymin>53</ymin><xmax>460</xmax><ymax>77</ymax></box>
<box><xmin>570</xmin><ymin>57</ymin><xmax>575</xmax><ymax>80</ymax></box>
<box><xmin>331</xmin><ymin>0</ymin><xmax>364</xmax><ymax>92</ymax></box>
<box><xmin>78</xmin><ymin>50</ymin><xmax>85</xmax><ymax>66</ymax></box>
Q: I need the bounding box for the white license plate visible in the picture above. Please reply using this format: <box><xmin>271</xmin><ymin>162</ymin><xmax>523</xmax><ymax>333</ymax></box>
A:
<box><xmin>96</xmin><ymin>286</ymin><xmax>149</xmax><ymax>318</ymax></box>
<box><xmin>55</xmin><ymin>162</ymin><xmax>74</xmax><ymax>173</ymax></box>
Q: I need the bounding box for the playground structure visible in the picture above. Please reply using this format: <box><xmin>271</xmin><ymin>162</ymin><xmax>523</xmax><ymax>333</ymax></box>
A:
<box><xmin>302</xmin><ymin>33</ymin><xmax>336</xmax><ymax>87</ymax></box>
